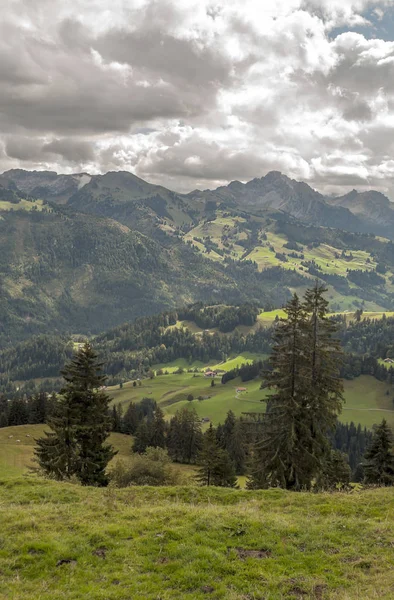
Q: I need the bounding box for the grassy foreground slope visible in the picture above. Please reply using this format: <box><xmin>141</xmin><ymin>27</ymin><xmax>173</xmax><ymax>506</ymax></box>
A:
<box><xmin>0</xmin><ymin>475</ymin><xmax>393</xmax><ymax>599</ymax></box>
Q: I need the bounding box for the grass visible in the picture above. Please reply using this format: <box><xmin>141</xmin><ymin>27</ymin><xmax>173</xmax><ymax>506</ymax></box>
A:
<box><xmin>0</xmin><ymin>472</ymin><xmax>394</xmax><ymax>599</ymax></box>
<box><xmin>342</xmin><ymin>376</ymin><xmax>394</xmax><ymax>428</ymax></box>
<box><xmin>0</xmin><ymin>198</ymin><xmax>45</xmax><ymax>212</ymax></box>
<box><xmin>107</xmin><ymin>360</ymin><xmax>394</xmax><ymax>429</ymax></box>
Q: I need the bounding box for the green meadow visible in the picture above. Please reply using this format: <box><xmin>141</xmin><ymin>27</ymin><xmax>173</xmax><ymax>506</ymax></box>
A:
<box><xmin>106</xmin><ymin>353</ymin><xmax>394</xmax><ymax>429</ymax></box>
<box><xmin>0</xmin><ymin>448</ymin><xmax>394</xmax><ymax>599</ymax></box>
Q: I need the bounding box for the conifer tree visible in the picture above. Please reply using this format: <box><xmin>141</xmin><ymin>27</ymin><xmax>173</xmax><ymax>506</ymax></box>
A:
<box><xmin>8</xmin><ymin>397</ymin><xmax>29</xmax><ymax>426</ymax></box>
<box><xmin>364</xmin><ymin>419</ymin><xmax>394</xmax><ymax>486</ymax></box>
<box><xmin>196</xmin><ymin>424</ymin><xmax>219</xmax><ymax>486</ymax></box>
<box><xmin>220</xmin><ymin>410</ymin><xmax>246</xmax><ymax>474</ymax></box>
<box><xmin>302</xmin><ymin>282</ymin><xmax>344</xmax><ymax>470</ymax></box>
<box><xmin>122</xmin><ymin>402</ymin><xmax>139</xmax><ymax>434</ymax></box>
<box><xmin>197</xmin><ymin>424</ymin><xmax>237</xmax><ymax>487</ymax></box>
<box><xmin>133</xmin><ymin>420</ymin><xmax>151</xmax><ymax>453</ymax></box>
<box><xmin>111</xmin><ymin>403</ymin><xmax>123</xmax><ymax>432</ymax></box>
<box><xmin>35</xmin><ymin>344</ymin><xmax>115</xmax><ymax>486</ymax></box>
<box><xmin>29</xmin><ymin>392</ymin><xmax>48</xmax><ymax>424</ymax></box>
<box><xmin>248</xmin><ymin>294</ymin><xmax>309</xmax><ymax>489</ymax></box>
<box><xmin>150</xmin><ymin>407</ymin><xmax>166</xmax><ymax>448</ymax></box>
<box><xmin>167</xmin><ymin>407</ymin><xmax>202</xmax><ymax>463</ymax></box>
<box><xmin>248</xmin><ymin>287</ymin><xmax>343</xmax><ymax>491</ymax></box>
<box><xmin>316</xmin><ymin>450</ymin><xmax>351</xmax><ymax>490</ymax></box>
<box><xmin>0</xmin><ymin>394</ymin><xmax>8</xmax><ymax>428</ymax></box>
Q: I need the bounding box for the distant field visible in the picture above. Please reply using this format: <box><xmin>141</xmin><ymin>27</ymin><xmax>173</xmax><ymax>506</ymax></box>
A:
<box><xmin>0</xmin><ymin>198</ymin><xmax>46</xmax><ymax>212</ymax></box>
<box><xmin>108</xmin><ymin>359</ymin><xmax>394</xmax><ymax>428</ymax></box>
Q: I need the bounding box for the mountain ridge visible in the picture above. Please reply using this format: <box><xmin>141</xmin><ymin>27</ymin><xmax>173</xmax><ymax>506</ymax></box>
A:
<box><xmin>4</xmin><ymin>167</ymin><xmax>394</xmax><ymax>238</ymax></box>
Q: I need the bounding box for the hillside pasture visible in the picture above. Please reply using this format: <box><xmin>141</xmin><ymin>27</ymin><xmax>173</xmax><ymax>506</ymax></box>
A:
<box><xmin>108</xmin><ymin>363</ymin><xmax>394</xmax><ymax>429</ymax></box>
<box><xmin>0</xmin><ymin>472</ymin><xmax>394</xmax><ymax>599</ymax></box>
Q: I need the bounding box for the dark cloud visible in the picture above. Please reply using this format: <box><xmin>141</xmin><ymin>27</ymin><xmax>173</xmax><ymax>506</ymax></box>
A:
<box><xmin>42</xmin><ymin>139</ymin><xmax>95</xmax><ymax>162</ymax></box>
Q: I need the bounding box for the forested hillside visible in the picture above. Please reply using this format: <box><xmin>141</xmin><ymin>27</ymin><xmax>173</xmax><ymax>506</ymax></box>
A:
<box><xmin>3</xmin><ymin>168</ymin><xmax>394</xmax><ymax>348</ymax></box>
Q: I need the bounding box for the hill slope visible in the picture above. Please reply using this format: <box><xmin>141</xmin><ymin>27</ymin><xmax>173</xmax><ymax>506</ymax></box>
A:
<box><xmin>0</xmin><ymin>467</ymin><xmax>393</xmax><ymax>599</ymax></box>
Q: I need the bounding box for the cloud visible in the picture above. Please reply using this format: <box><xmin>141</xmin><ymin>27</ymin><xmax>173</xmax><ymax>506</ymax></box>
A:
<box><xmin>1</xmin><ymin>0</ymin><xmax>394</xmax><ymax>198</ymax></box>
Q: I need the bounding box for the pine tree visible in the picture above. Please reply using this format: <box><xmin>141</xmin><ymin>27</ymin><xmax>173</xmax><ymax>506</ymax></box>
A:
<box><xmin>364</xmin><ymin>419</ymin><xmax>394</xmax><ymax>486</ymax></box>
<box><xmin>248</xmin><ymin>294</ymin><xmax>310</xmax><ymax>490</ymax></box>
<box><xmin>0</xmin><ymin>394</ymin><xmax>9</xmax><ymax>428</ymax></box>
<box><xmin>8</xmin><ymin>397</ymin><xmax>29</xmax><ymax>426</ymax></box>
<box><xmin>248</xmin><ymin>286</ymin><xmax>343</xmax><ymax>491</ymax></box>
<box><xmin>220</xmin><ymin>411</ymin><xmax>246</xmax><ymax>474</ymax></box>
<box><xmin>316</xmin><ymin>450</ymin><xmax>351</xmax><ymax>490</ymax></box>
<box><xmin>197</xmin><ymin>424</ymin><xmax>237</xmax><ymax>487</ymax></box>
<box><xmin>302</xmin><ymin>282</ymin><xmax>344</xmax><ymax>472</ymax></box>
<box><xmin>122</xmin><ymin>402</ymin><xmax>139</xmax><ymax>434</ymax></box>
<box><xmin>196</xmin><ymin>424</ymin><xmax>219</xmax><ymax>486</ymax></box>
<box><xmin>150</xmin><ymin>407</ymin><xmax>166</xmax><ymax>448</ymax></box>
<box><xmin>167</xmin><ymin>407</ymin><xmax>203</xmax><ymax>463</ymax></box>
<box><xmin>212</xmin><ymin>449</ymin><xmax>237</xmax><ymax>488</ymax></box>
<box><xmin>29</xmin><ymin>392</ymin><xmax>47</xmax><ymax>424</ymax></box>
<box><xmin>111</xmin><ymin>403</ymin><xmax>123</xmax><ymax>432</ymax></box>
<box><xmin>34</xmin><ymin>393</ymin><xmax>79</xmax><ymax>480</ymax></box>
<box><xmin>35</xmin><ymin>344</ymin><xmax>116</xmax><ymax>486</ymax></box>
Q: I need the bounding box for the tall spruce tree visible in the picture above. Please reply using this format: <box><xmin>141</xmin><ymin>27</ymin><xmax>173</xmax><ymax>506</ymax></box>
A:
<box><xmin>302</xmin><ymin>282</ymin><xmax>344</xmax><ymax>474</ymax></box>
<box><xmin>35</xmin><ymin>344</ymin><xmax>115</xmax><ymax>486</ymax></box>
<box><xmin>248</xmin><ymin>294</ymin><xmax>309</xmax><ymax>489</ymax></box>
<box><xmin>364</xmin><ymin>419</ymin><xmax>394</xmax><ymax>486</ymax></box>
<box><xmin>248</xmin><ymin>287</ymin><xmax>343</xmax><ymax>491</ymax></box>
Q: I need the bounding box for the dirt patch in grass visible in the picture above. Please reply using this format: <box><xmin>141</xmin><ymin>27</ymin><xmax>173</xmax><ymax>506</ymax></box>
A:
<box><xmin>233</xmin><ymin>547</ymin><xmax>272</xmax><ymax>559</ymax></box>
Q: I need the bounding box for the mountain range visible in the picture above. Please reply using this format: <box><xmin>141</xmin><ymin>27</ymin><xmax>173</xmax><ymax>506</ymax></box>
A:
<box><xmin>1</xmin><ymin>167</ymin><xmax>394</xmax><ymax>345</ymax></box>
<box><xmin>3</xmin><ymin>168</ymin><xmax>394</xmax><ymax>238</ymax></box>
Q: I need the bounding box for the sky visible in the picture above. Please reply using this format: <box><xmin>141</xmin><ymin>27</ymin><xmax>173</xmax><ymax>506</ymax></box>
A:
<box><xmin>2</xmin><ymin>0</ymin><xmax>394</xmax><ymax>197</ymax></box>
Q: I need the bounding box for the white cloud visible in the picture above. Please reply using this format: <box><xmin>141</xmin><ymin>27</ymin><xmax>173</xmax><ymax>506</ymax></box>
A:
<box><xmin>1</xmin><ymin>0</ymin><xmax>394</xmax><ymax>197</ymax></box>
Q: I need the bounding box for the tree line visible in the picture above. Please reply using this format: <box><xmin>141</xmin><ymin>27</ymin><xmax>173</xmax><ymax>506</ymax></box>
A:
<box><xmin>33</xmin><ymin>288</ymin><xmax>394</xmax><ymax>489</ymax></box>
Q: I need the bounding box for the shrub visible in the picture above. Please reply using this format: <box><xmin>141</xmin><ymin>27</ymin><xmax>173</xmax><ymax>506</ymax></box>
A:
<box><xmin>109</xmin><ymin>448</ymin><xmax>186</xmax><ymax>487</ymax></box>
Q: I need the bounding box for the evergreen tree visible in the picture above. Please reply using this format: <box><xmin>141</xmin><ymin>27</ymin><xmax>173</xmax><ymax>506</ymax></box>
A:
<box><xmin>248</xmin><ymin>286</ymin><xmax>343</xmax><ymax>490</ymax></box>
<box><xmin>213</xmin><ymin>448</ymin><xmax>238</xmax><ymax>488</ymax></box>
<box><xmin>364</xmin><ymin>419</ymin><xmax>394</xmax><ymax>486</ymax></box>
<box><xmin>150</xmin><ymin>407</ymin><xmax>166</xmax><ymax>448</ymax></box>
<box><xmin>167</xmin><ymin>407</ymin><xmax>203</xmax><ymax>463</ymax></box>
<box><xmin>34</xmin><ymin>393</ymin><xmax>79</xmax><ymax>480</ymax></box>
<box><xmin>133</xmin><ymin>421</ymin><xmax>151</xmax><ymax>453</ymax></box>
<box><xmin>300</xmin><ymin>282</ymin><xmax>344</xmax><ymax>479</ymax></box>
<box><xmin>35</xmin><ymin>344</ymin><xmax>115</xmax><ymax>486</ymax></box>
<box><xmin>29</xmin><ymin>392</ymin><xmax>47</xmax><ymax>424</ymax></box>
<box><xmin>122</xmin><ymin>402</ymin><xmax>139</xmax><ymax>434</ymax></box>
<box><xmin>111</xmin><ymin>403</ymin><xmax>123</xmax><ymax>432</ymax></box>
<box><xmin>316</xmin><ymin>450</ymin><xmax>351</xmax><ymax>490</ymax></box>
<box><xmin>197</xmin><ymin>424</ymin><xmax>237</xmax><ymax>487</ymax></box>
<box><xmin>220</xmin><ymin>411</ymin><xmax>246</xmax><ymax>474</ymax></box>
<box><xmin>196</xmin><ymin>424</ymin><xmax>219</xmax><ymax>486</ymax></box>
<box><xmin>0</xmin><ymin>394</ymin><xmax>9</xmax><ymax>428</ymax></box>
<box><xmin>8</xmin><ymin>397</ymin><xmax>29</xmax><ymax>426</ymax></box>
<box><xmin>248</xmin><ymin>294</ymin><xmax>310</xmax><ymax>490</ymax></box>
